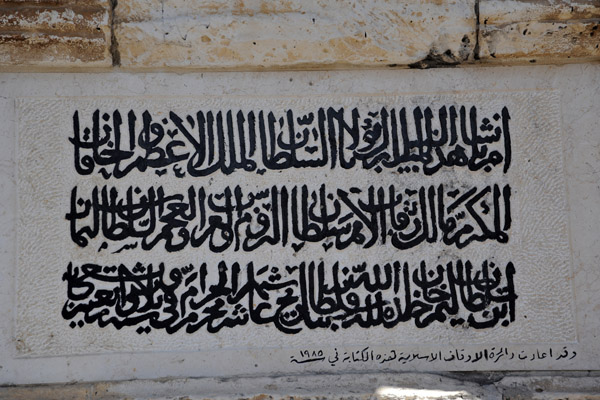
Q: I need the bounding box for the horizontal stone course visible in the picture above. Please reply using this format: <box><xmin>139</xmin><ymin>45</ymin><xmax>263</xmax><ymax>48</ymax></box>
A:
<box><xmin>0</xmin><ymin>0</ymin><xmax>598</xmax><ymax>69</ymax></box>
<box><xmin>2</xmin><ymin>373</ymin><xmax>600</xmax><ymax>399</ymax></box>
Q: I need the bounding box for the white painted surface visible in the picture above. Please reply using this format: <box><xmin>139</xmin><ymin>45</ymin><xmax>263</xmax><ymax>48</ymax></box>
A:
<box><xmin>0</xmin><ymin>65</ymin><xmax>599</xmax><ymax>385</ymax></box>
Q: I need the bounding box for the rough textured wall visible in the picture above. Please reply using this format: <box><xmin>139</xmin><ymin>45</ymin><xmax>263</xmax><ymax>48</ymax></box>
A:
<box><xmin>0</xmin><ymin>2</ymin><xmax>599</xmax><ymax>399</ymax></box>
<box><xmin>3</xmin><ymin>373</ymin><xmax>600</xmax><ymax>400</ymax></box>
<box><xmin>0</xmin><ymin>0</ymin><xmax>598</xmax><ymax>70</ymax></box>
<box><xmin>0</xmin><ymin>0</ymin><xmax>112</xmax><ymax>68</ymax></box>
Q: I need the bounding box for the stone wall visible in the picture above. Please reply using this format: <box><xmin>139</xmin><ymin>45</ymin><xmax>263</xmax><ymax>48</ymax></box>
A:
<box><xmin>0</xmin><ymin>0</ymin><xmax>598</xmax><ymax>70</ymax></box>
<box><xmin>0</xmin><ymin>1</ymin><xmax>599</xmax><ymax>399</ymax></box>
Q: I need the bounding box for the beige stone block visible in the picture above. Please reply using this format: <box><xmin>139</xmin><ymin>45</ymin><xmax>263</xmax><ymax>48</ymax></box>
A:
<box><xmin>115</xmin><ymin>0</ymin><xmax>476</xmax><ymax>70</ymax></box>
<box><xmin>0</xmin><ymin>384</ymin><xmax>91</xmax><ymax>400</ymax></box>
<box><xmin>479</xmin><ymin>0</ymin><xmax>600</xmax><ymax>63</ymax></box>
<box><xmin>0</xmin><ymin>0</ymin><xmax>112</xmax><ymax>69</ymax></box>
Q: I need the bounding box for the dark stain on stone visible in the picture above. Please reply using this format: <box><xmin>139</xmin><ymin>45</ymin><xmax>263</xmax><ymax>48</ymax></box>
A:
<box><xmin>109</xmin><ymin>0</ymin><xmax>120</xmax><ymax>66</ymax></box>
<box><xmin>408</xmin><ymin>49</ymin><xmax>461</xmax><ymax>69</ymax></box>
<box><xmin>473</xmin><ymin>0</ymin><xmax>480</xmax><ymax>60</ymax></box>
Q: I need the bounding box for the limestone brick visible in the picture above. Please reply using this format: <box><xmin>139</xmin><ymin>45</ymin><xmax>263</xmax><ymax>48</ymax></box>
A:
<box><xmin>0</xmin><ymin>384</ymin><xmax>91</xmax><ymax>400</ymax></box>
<box><xmin>114</xmin><ymin>0</ymin><xmax>477</xmax><ymax>70</ymax></box>
<box><xmin>479</xmin><ymin>0</ymin><xmax>600</xmax><ymax>64</ymax></box>
<box><xmin>0</xmin><ymin>0</ymin><xmax>112</xmax><ymax>69</ymax></box>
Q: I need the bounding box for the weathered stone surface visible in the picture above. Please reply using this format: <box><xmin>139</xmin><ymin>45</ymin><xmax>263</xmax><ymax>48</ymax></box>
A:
<box><xmin>0</xmin><ymin>0</ymin><xmax>112</xmax><ymax>69</ymax></box>
<box><xmin>92</xmin><ymin>373</ymin><xmax>503</xmax><ymax>400</ymax></box>
<box><xmin>4</xmin><ymin>373</ymin><xmax>600</xmax><ymax>399</ymax></box>
<box><xmin>0</xmin><ymin>373</ymin><xmax>503</xmax><ymax>399</ymax></box>
<box><xmin>479</xmin><ymin>0</ymin><xmax>600</xmax><ymax>63</ymax></box>
<box><xmin>114</xmin><ymin>0</ymin><xmax>476</xmax><ymax>70</ymax></box>
<box><xmin>1</xmin><ymin>0</ymin><xmax>598</xmax><ymax>69</ymax></box>
<box><xmin>0</xmin><ymin>384</ymin><xmax>90</xmax><ymax>400</ymax></box>
<box><xmin>496</xmin><ymin>376</ymin><xmax>600</xmax><ymax>400</ymax></box>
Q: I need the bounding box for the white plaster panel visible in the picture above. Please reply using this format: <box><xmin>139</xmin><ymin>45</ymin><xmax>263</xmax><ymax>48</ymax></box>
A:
<box><xmin>14</xmin><ymin>92</ymin><xmax>574</xmax><ymax>358</ymax></box>
<box><xmin>0</xmin><ymin>65</ymin><xmax>598</xmax><ymax>385</ymax></box>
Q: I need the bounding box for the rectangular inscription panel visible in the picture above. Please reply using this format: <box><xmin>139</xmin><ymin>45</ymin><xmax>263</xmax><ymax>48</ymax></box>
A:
<box><xmin>16</xmin><ymin>92</ymin><xmax>575</xmax><ymax>361</ymax></box>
